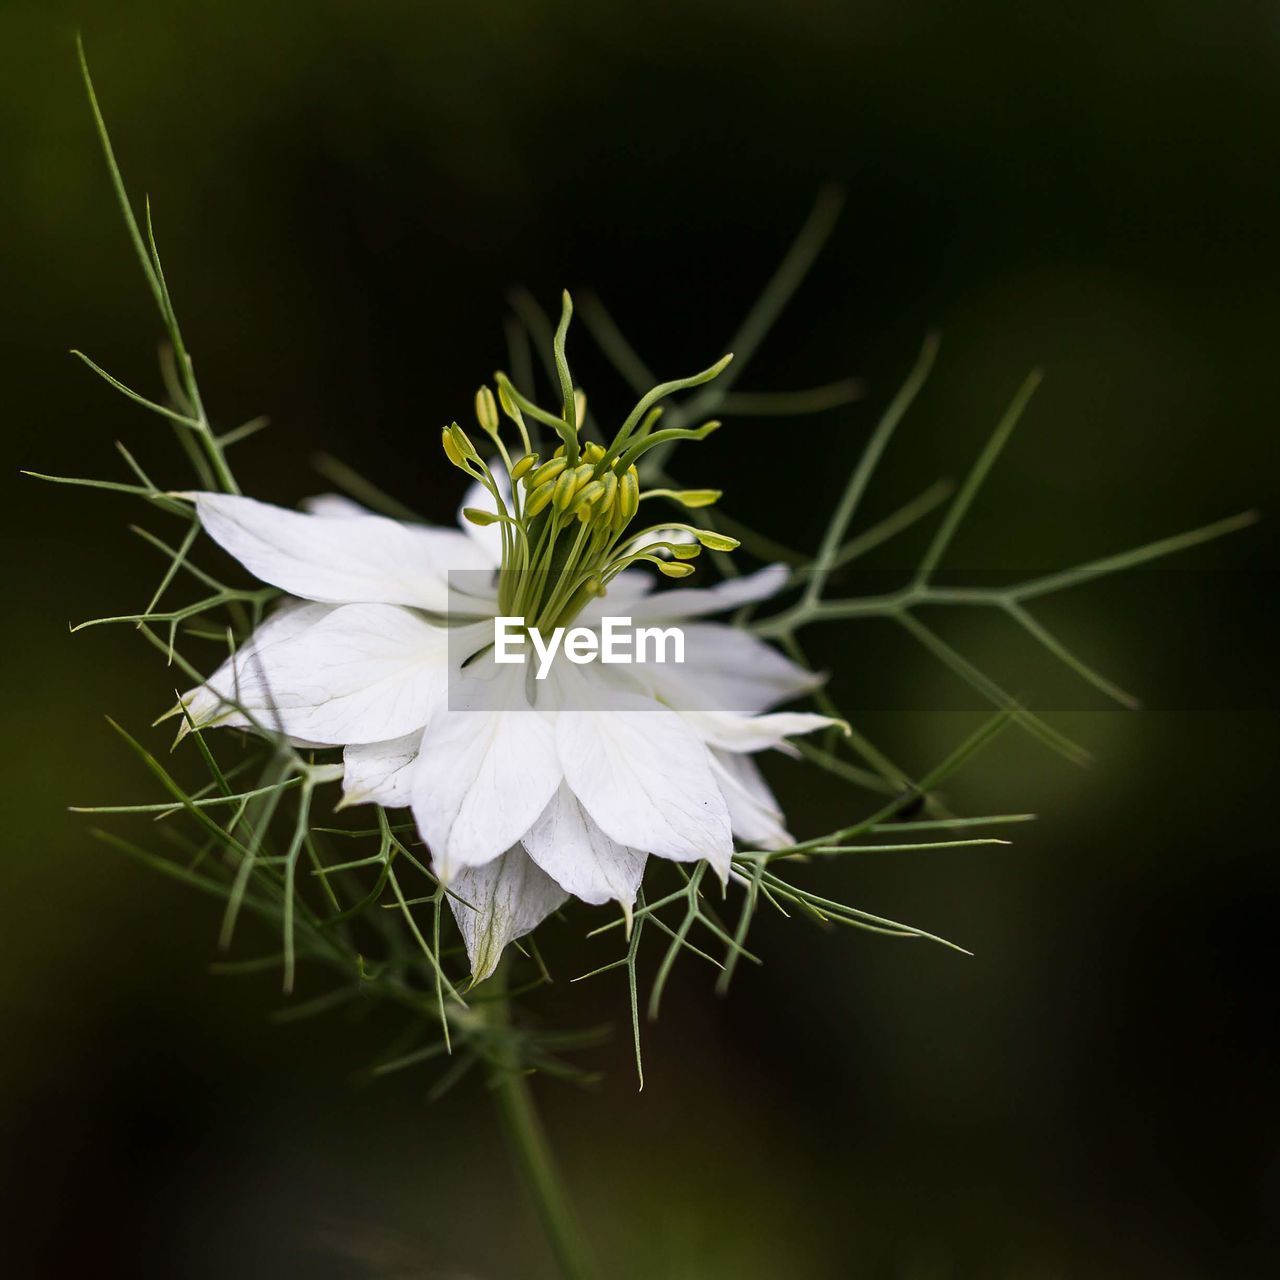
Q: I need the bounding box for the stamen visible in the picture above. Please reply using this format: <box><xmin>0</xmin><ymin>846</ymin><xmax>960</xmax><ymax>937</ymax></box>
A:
<box><xmin>639</xmin><ymin>488</ymin><xmax>723</xmax><ymax>509</ymax></box>
<box><xmin>474</xmin><ymin>386</ymin><xmax>500</xmax><ymax>436</ymax></box>
<box><xmin>441</xmin><ymin>426</ymin><xmax>464</xmax><ymax>468</ymax></box>
<box><xmin>466</xmin><ymin>300</ymin><xmax>740</xmax><ymax>628</ymax></box>
<box><xmin>552</xmin><ymin>467</ymin><xmax>580</xmax><ymax>512</ymax></box>
<box><xmin>526</xmin><ymin>456</ymin><xmax>568</xmax><ymax>490</ymax></box>
<box><xmin>525</xmin><ymin>478</ymin><xmax>558</xmax><ymax>517</ymax></box>
<box><xmin>510</xmin><ymin>453</ymin><xmax>538</xmax><ymax>481</ymax></box>
<box><xmin>568</xmin><ymin>480</ymin><xmax>606</xmax><ymax>515</ymax></box>
<box><xmin>618</xmin><ymin>470</ymin><xmax>639</xmax><ymax>520</ymax></box>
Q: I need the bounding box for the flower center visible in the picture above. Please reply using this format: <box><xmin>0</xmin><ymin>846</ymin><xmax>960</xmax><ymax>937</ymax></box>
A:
<box><xmin>441</xmin><ymin>292</ymin><xmax>740</xmax><ymax>631</ymax></box>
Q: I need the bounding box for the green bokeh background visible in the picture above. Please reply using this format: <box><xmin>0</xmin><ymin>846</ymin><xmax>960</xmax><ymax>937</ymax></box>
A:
<box><xmin>3</xmin><ymin>2</ymin><xmax>1276</xmax><ymax>1276</ymax></box>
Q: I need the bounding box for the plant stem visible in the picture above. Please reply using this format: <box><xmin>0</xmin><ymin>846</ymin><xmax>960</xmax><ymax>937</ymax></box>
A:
<box><xmin>483</xmin><ymin>967</ymin><xmax>597</xmax><ymax>1280</ymax></box>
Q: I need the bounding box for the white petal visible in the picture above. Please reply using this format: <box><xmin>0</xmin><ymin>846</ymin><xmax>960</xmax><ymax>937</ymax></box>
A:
<box><xmin>342</xmin><ymin>731</ymin><xmax>424</xmax><ymax>808</ymax></box>
<box><xmin>181</xmin><ymin>600</ymin><xmax>335</xmax><ymax>732</ymax></box>
<box><xmin>188</xmin><ymin>492</ymin><xmax>491</xmax><ymax>610</ymax></box>
<box><xmin>623</xmin><ymin>564</ymin><xmax>790</xmax><ymax>623</ymax></box>
<box><xmin>232</xmin><ymin>597</ymin><xmax>334</xmax><ymax>648</ymax></box>
<box><xmin>301</xmin><ymin>493</ymin><xmax>369</xmax><ymax>518</ymax></box>
<box><xmin>633</xmin><ymin>621</ymin><xmax>822</xmax><ymax>714</ymax></box>
<box><xmin>681</xmin><ymin>708</ymin><xmax>840</xmax><ymax>754</ymax></box>
<box><xmin>411</xmin><ymin>665</ymin><xmax>563</xmax><ymax>877</ymax></box>
<box><xmin>712</xmin><ymin>750</ymin><xmax>792</xmax><ymax>850</ymax></box>
<box><xmin>554</xmin><ymin>671</ymin><xmax>733</xmax><ymax>879</ymax></box>
<box><xmin>522</xmin><ymin>783</ymin><xmax>647</xmax><ymax>908</ymax></box>
<box><xmin>185</xmin><ymin>603</ymin><xmax>450</xmax><ymax>745</ymax></box>
<box><xmin>448</xmin><ymin>846</ymin><xmax>568</xmax><ymax>983</ymax></box>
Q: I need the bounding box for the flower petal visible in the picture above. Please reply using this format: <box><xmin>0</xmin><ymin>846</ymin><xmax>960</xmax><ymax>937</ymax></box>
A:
<box><xmin>554</xmin><ymin>671</ymin><xmax>732</xmax><ymax>879</ymax></box>
<box><xmin>411</xmin><ymin>664</ymin><xmax>563</xmax><ymax>877</ymax></box>
<box><xmin>342</xmin><ymin>731</ymin><xmax>424</xmax><ymax>808</ymax></box>
<box><xmin>301</xmin><ymin>493</ymin><xmax>369</xmax><ymax>518</ymax></box>
<box><xmin>632</xmin><ymin>621</ymin><xmax>822</xmax><ymax>714</ymax></box>
<box><xmin>623</xmin><ymin>564</ymin><xmax>789</xmax><ymax>623</ymax></box>
<box><xmin>180</xmin><ymin>600</ymin><xmax>335</xmax><ymax>733</ymax></box>
<box><xmin>188</xmin><ymin>492</ymin><xmax>491</xmax><ymax>610</ymax></box>
<box><xmin>184</xmin><ymin>603</ymin><xmax>451</xmax><ymax>745</ymax></box>
<box><xmin>712</xmin><ymin>750</ymin><xmax>792</xmax><ymax>849</ymax></box>
<box><xmin>522</xmin><ymin>783</ymin><xmax>647</xmax><ymax>908</ymax></box>
<box><xmin>681</xmin><ymin>708</ymin><xmax>840</xmax><ymax>754</ymax></box>
<box><xmin>448</xmin><ymin>845</ymin><xmax>568</xmax><ymax>983</ymax></box>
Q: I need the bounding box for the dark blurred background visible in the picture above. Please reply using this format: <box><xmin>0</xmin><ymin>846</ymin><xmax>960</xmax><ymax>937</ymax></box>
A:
<box><xmin>3</xmin><ymin>2</ymin><xmax>1277</xmax><ymax>1276</ymax></box>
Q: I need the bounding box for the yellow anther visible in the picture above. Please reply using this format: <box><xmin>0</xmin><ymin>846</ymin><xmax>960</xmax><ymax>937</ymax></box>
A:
<box><xmin>497</xmin><ymin>382</ymin><xmax>525</xmax><ymax>428</ymax></box>
<box><xmin>584</xmin><ymin>575</ymin><xmax>605</xmax><ymax>597</ymax></box>
<box><xmin>691</xmin><ymin>528</ymin><xmax>740</xmax><ymax>552</ymax></box>
<box><xmin>569</xmin><ymin>480</ymin><xmax>605</xmax><ymax>515</ymax></box>
<box><xmin>526</xmin><ymin>457</ymin><xmax>568</xmax><ymax>490</ymax></box>
<box><xmin>583</xmin><ymin>441</ymin><xmax>606</xmax><ymax>463</ymax></box>
<box><xmin>619</xmin><ymin>469</ymin><xmax>639</xmax><ymax>520</ymax></box>
<box><xmin>525</xmin><ymin>478</ymin><xmax>557</xmax><ymax>517</ymax></box>
<box><xmin>510</xmin><ymin>453</ymin><xmax>539</xmax><ymax>481</ymax></box>
<box><xmin>462</xmin><ymin>507</ymin><xmax>500</xmax><ymax>526</ymax></box>
<box><xmin>570</xmin><ymin>462</ymin><xmax>595</xmax><ymax>494</ymax></box>
<box><xmin>441</xmin><ymin>426</ymin><xmax>463</xmax><ymax>467</ymax></box>
<box><xmin>475</xmin><ymin>386</ymin><xmax>499</xmax><ymax>435</ymax></box>
<box><xmin>599</xmin><ymin>471</ymin><xmax>618</xmax><ymax>513</ymax></box>
<box><xmin>448</xmin><ymin>423</ymin><xmax>479</xmax><ymax>462</ymax></box>
<box><xmin>554</xmin><ymin>444</ymin><xmax>566</xmax><ymax>458</ymax></box>
<box><xmin>552</xmin><ymin>467</ymin><xmax>579</xmax><ymax>511</ymax></box>
<box><xmin>675</xmin><ymin>489</ymin><xmax>721</xmax><ymax>508</ymax></box>
<box><xmin>670</xmin><ymin>542</ymin><xmax>701</xmax><ymax>560</ymax></box>
<box><xmin>657</xmin><ymin>560</ymin><xmax>695</xmax><ymax>578</ymax></box>
<box><xmin>609</xmin><ymin>497</ymin><xmax>629</xmax><ymax>533</ymax></box>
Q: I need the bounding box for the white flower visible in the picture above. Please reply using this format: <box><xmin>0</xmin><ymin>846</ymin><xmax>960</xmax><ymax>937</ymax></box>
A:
<box><xmin>180</xmin><ymin>365</ymin><xmax>839</xmax><ymax>980</ymax></box>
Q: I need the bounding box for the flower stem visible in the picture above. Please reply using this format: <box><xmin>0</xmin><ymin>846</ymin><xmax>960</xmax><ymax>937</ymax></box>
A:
<box><xmin>483</xmin><ymin>967</ymin><xmax>597</xmax><ymax>1280</ymax></box>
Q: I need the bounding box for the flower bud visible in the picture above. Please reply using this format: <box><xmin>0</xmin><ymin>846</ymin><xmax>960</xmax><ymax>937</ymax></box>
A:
<box><xmin>462</xmin><ymin>507</ymin><xmax>500</xmax><ymax>526</ymax></box>
<box><xmin>657</xmin><ymin>560</ymin><xmax>695</xmax><ymax>578</ymax></box>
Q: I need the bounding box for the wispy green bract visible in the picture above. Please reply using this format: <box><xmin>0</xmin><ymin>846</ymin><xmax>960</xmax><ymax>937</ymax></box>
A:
<box><xmin>41</xmin><ymin>46</ymin><xmax>1254</xmax><ymax>1096</ymax></box>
